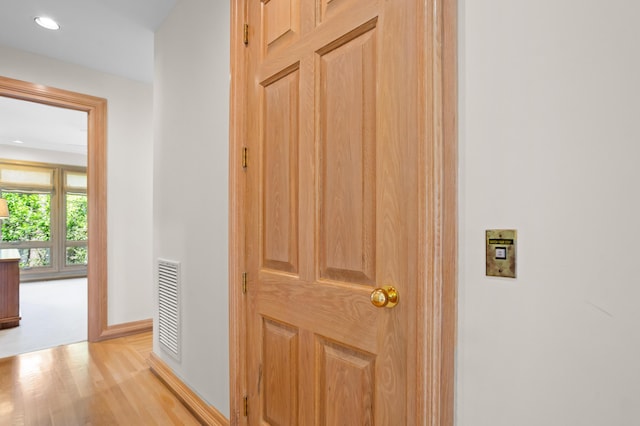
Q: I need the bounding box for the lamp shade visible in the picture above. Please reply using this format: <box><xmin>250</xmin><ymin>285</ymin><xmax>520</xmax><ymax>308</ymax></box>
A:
<box><xmin>0</xmin><ymin>198</ymin><xmax>8</xmax><ymax>219</ymax></box>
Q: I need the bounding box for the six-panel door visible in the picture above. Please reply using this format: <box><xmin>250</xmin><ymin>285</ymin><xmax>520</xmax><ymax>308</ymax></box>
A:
<box><xmin>246</xmin><ymin>0</ymin><xmax>421</xmax><ymax>423</ymax></box>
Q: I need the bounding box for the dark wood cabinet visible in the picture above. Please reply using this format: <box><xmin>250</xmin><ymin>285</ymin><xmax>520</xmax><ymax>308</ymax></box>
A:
<box><xmin>0</xmin><ymin>249</ymin><xmax>21</xmax><ymax>329</ymax></box>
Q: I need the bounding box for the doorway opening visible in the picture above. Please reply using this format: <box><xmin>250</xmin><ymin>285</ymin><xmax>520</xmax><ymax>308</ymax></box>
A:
<box><xmin>0</xmin><ymin>97</ymin><xmax>89</xmax><ymax>357</ymax></box>
<box><xmin>0</xmin><ymin>76</ymin><xmax>108</xmax><ymax>342</ymax></box>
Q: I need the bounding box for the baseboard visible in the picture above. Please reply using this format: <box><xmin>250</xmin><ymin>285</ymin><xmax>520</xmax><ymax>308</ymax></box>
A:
<box><xmin>97</xmin><ymin>318</ymin><xmax>153</xmax><ymax>341</ymax></box>
<box><xmin>148</xmin><ymin>352</ymin><xmax>229</xmax><ymax>426</ymax></box>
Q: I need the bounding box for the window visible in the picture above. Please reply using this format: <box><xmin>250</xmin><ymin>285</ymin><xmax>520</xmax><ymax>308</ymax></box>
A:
<box><xmin>0</xmin><ymin>161</ymin><xmax>87</xmax><ymax>281</ymax></box>
<box><xmin>64</xmin><ymin>171</ymin><xmax>88</xmax><ymax>266</ymax></box>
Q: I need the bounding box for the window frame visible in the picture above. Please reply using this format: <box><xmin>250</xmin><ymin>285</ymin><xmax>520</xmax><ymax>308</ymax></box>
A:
<box><xmin>0</xmin><ymin>159</ymin><xmax>87</xmax><ymax>281</ymax></box>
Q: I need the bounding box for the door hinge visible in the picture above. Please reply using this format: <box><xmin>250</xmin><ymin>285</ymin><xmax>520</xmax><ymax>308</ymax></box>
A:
<box><xmin>242</xmin><ymin>272</ymin><xmax>247</xmax><ymax>294</ymax></box>
<box><xmin>243</xmin><ymin>395</ymin><xmax>249</xmax><ymax>416</ymax></box>
<box><xmin>243</xmin><ymin>23</ymin><xmax>249</xmax><ymax>45</ymax></box>
<box><xmin>242</xmin><ymin>147</ymin><xmax>248</xmax><ymax>169</ymax></box>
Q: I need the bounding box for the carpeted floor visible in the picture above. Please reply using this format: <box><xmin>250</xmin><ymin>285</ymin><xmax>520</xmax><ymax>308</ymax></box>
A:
<box><xmin>0</xmin><ymin>278</ymin><xmax>87</xmax><ymax>359</ymax></box>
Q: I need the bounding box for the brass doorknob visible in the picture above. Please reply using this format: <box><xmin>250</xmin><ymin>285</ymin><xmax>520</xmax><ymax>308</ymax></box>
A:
<box><xmin>370</xmin><ymin>286</ymin><xmax>399</xmax><ymax>308</ymax></box>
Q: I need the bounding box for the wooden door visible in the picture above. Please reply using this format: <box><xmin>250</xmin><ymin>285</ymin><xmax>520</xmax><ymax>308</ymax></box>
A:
<box><xmin>233</xmin><ymin>0</ymin><xmax>456</xmax><ymax>423</ymax></box>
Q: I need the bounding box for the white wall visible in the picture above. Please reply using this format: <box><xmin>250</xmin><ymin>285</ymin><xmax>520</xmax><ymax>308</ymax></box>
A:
<box><xmin>153</xmin><ymin>0</ymin><xmax>230</xmax><ymax>416</ymax></box>
<box><xmin>0</xmin><ymin>44</ymin><xmax>154</xmax><ymax>325</ymax></box>
<box><xmin>457</xmin><ymin>1</ymin><xmax>640</xmax><ymax>425</ymax></box>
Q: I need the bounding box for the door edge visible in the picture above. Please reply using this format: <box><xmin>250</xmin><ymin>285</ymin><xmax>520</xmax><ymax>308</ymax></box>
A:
<box><xmin>229</xmin><ymin>0</ymin><xmax>249</xmax><ymax>423</ymax></box>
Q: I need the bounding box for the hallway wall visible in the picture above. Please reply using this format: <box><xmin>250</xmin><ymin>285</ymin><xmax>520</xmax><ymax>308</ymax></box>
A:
<box><xmin>152</xmin><ymin>0</ymin><xmax>230</xmax><ymax>416</ymax></box>
<box><xmin>457</xmin><ymin>1</ymin><xmax>640</xmax><ymax>424</ymax></box>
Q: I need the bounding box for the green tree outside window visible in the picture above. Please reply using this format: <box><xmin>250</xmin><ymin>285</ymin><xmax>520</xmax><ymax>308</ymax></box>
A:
<box><xmin>66</xmin><ymin>193</ymin><xmax>88</xmax><ymax>265</ymax></box>
<box><xmin>1</xmin><ymin>192</ymin><xmax>51</xmax><ymax>267</ymax></box>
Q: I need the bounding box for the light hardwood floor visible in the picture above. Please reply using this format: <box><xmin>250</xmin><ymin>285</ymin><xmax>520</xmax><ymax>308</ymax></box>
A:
<box><xmin>0</xmin><ymin>332</ymin><xmax>200</xmax><ymax>425</ymax></box>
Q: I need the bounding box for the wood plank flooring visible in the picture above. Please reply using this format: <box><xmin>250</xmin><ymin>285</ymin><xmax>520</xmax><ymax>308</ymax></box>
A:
<box><xmin>0</xmin><ymin>332</ymin><xmax>201</xmax><ymax>425</ymax></box>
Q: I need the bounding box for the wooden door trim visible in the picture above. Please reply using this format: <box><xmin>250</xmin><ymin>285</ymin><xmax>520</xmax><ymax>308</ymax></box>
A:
<box><xmin>0</xmin><ymin>76</ymin><xmax>108</xmax><ymax>342</ymax></box>
<box><xmin>228</xmin><ymin>0</ymin><xmax>248</xmax><ymax>422</ymax></box>
<box><xmin>228</xmin><ymin>0</ymin><xmax>457</xmax><ymax>423</ymax></box>
<box><xmin>417</xmin><ymin>0</ymin><xmax>458</xmax><ymax>422</ymax></box>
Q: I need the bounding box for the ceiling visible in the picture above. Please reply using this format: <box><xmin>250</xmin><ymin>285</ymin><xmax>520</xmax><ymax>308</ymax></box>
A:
<box><xmin>0</xmin><ymin>0</ymin><xmax>177</xmax><ymax>156</ymax></box>
<box><xmin>0</xmin><ymin>96</ymin><xmax>90</xmax><ymax>155</ymax></box>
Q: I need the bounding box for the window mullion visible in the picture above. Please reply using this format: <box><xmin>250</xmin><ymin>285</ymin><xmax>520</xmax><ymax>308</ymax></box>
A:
<box><xmin>54</xmin><ymin>167</ymin><xmax>63</xmax><ymax>273</ymax></box>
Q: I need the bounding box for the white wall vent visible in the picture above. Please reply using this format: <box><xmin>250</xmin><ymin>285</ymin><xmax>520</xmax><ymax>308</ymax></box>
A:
<box><xmin>158</xmin><ymin>259</ymin><xmax>181</xmax><ymax>361</ymax></box>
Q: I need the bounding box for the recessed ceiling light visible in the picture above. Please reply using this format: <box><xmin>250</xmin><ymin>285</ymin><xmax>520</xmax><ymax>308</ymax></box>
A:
<box><xmin>13</xmin><ymin>140</ymin><xmax>24</xmax><ymax>144</ymax></box>
<box><xmin>34</xmin><ymin>16</ymin><xmax>60</xmax><ymax>30</ymax></box>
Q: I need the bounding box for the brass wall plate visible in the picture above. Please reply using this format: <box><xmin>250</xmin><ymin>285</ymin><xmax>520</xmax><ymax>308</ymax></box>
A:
<box><xmin>486</xmin><ymin>229</ymin><xmax>517</xmax><ymax>278</ymax></box>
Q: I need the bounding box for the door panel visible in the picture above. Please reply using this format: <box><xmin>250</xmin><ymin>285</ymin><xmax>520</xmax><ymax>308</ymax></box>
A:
<box><xmin>263</xmin><ymin>318</ymin><xmax>299</xmax><ymax>425</ymax></box>
<box><xmin>317</xmin><ymin>339</ymin><xmax>374</xmax><ymax>424</ymax></box>
<box><xmin>262</xmin><ymin>68</ymin><xmax>300</xmax><ymax>273</ymax></box>
<box><xmin>262</xmin><ymin>0</ymin><xmax>300</xmax><ymax>56</ymax></box>
<box><xmin>318</xmin><ymin>25</ymin><xmax>376</xmax><ymax>284</ymax></box>
<box><xmin>319</xmin><ymin>0</ymin><xmax>368</xmax><ymax>25</ymax></box>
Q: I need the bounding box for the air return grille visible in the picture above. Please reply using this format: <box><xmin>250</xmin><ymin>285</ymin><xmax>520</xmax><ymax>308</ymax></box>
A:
<box><xmin>158</xmin><ymin>259</ymin><xmax>181</xmax><ymax>361</ymax></box>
